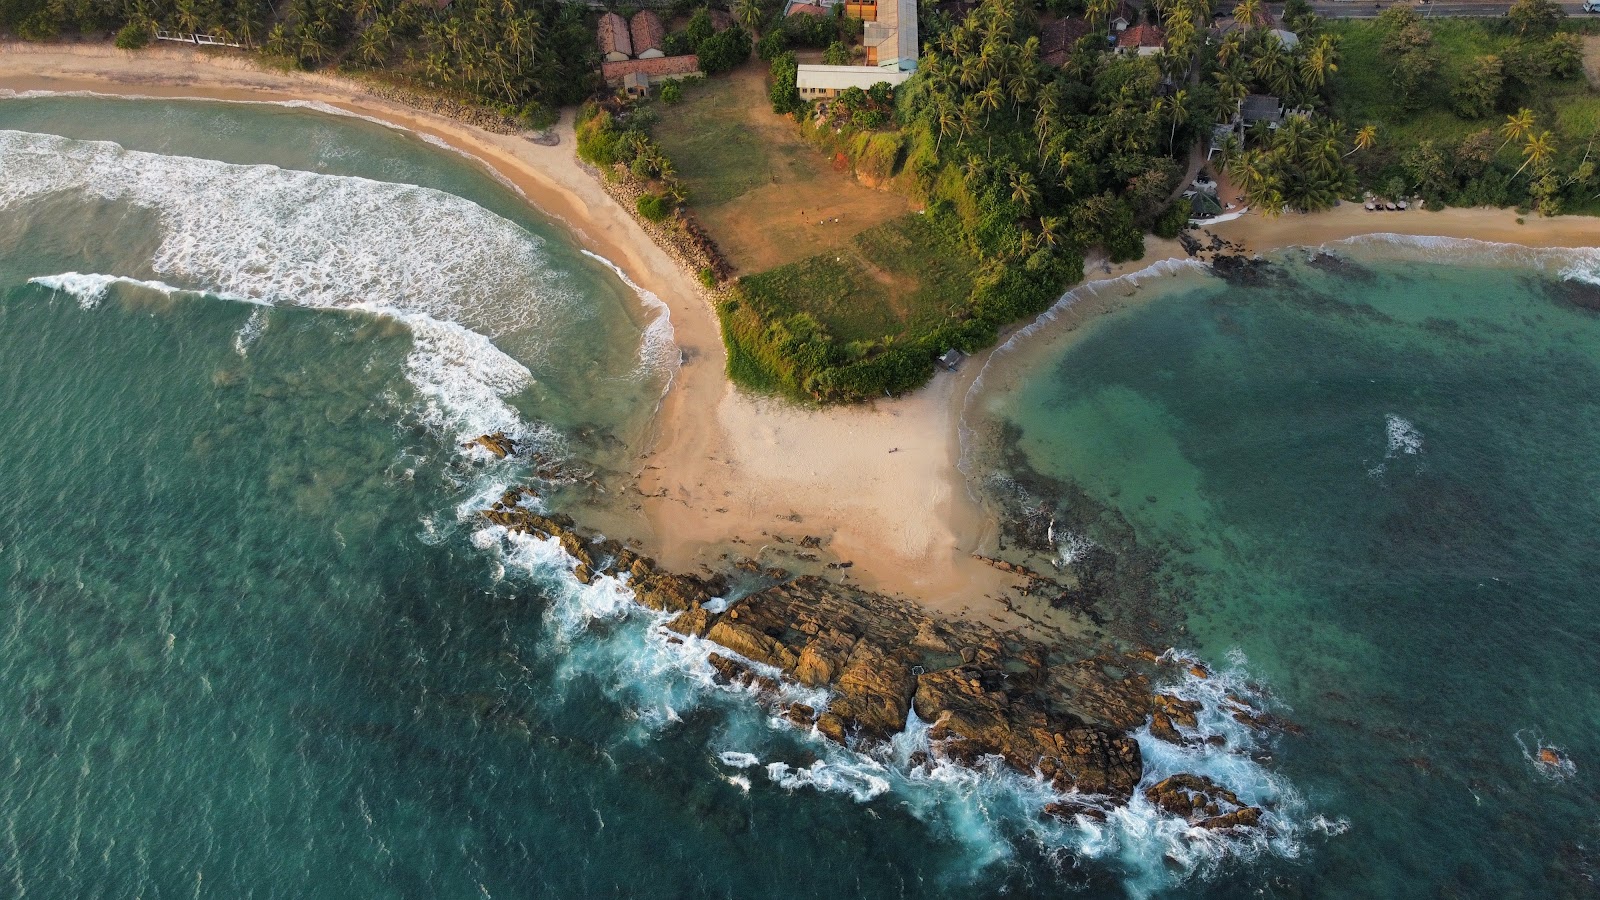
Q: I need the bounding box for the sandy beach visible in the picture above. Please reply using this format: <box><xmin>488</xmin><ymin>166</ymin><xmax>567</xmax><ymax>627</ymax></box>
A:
<box><xmin>3</xmin><ymin>41</ymin><xmax>1597</xmax><ymax>625</ymax></box>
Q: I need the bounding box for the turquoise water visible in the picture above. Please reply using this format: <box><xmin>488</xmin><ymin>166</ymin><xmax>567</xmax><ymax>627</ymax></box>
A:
<box><xmin>976</xmin><ymin>246</ymin><xmax>1600</xmax><ymax>896</ymax></box>
<box><xmin>0</xmin><ymin>96</ymin><xmax>1189</xmax><ymax>899</ymax></box>
<box><xmin>7</xmin><ymin>93</ymin><xmax>1598</xmax><ymax>898</ymax></box>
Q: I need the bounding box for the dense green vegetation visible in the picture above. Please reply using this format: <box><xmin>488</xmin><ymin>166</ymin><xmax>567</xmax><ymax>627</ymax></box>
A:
<box><xmin>2</xmin><ymin>0</ymin><xmax>598</xmax><ymax>122</ymax></box>
<box><xmin>1326</xmin><ymin>1</ymin><xmax>1599</xmax><ymax>215</ymax></box>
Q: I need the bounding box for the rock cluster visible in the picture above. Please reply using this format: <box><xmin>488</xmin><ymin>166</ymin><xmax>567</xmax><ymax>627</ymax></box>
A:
<box><xmin>1143</xmin><ymin>774</ymin><xmax>1263</xmax><ymax>831</ymax></box>
<box><xmin>482</xmin><ymin>489</ymin><xmax>1152</xmax><ymax>800</ymax></box>
<box><xmin>361</xmin><ymin>81</ymin><xmax>532</xmax><ymax>136</ymax></box>
<box><xmin>585</xmin><ymin>159</ymin><xmax>734</xmax><ymax>284</ymax></box>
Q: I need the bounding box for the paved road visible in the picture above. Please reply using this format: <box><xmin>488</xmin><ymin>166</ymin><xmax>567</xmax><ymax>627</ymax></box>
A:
<box><xmin>1310</xmin><ymin>0</ymin><xmax>1595</xmax><ymax>18</ymax></box>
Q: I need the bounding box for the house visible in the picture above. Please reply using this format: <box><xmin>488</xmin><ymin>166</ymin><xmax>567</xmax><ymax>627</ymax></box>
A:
<box><xmin>1039</xmin><ymin>17</ymin><xmax>1092</xmax><ymax>67</ymax></box>
<box><xmin>623</xmin><ymin>71</ymin><xmax>650</xmax><ymax>99</ymax></box>
<box><xmin>794</xmin><ymin>63</ymin><xmax>911</xmax><ymax>98</ymax></box>
<box><xmin>788</xmin><ymin>0</ymin><xmax>830</xmax><ymax>15</ymax></box>
<box><xmin>630</xmin><ymin>10</ymin><xmax>666</xmax><ymax>59</ymax></box>
<box><xmin>1110</xmin><ymin>1</ymin><xmax>1138</xmax><ymax>32</ymax></box>
<box><xmin>1117</xmin><ymin>22</ymin><xmax>1164</xmax><ymax>56</ymax></box>
<box><xmin>598</xmin><ymin>11</ymin><xmax>632</xmax><ymax>61</ymax></box>
<box><xmin>1240</xmin><ymin>93</ymin><xmax>1284</xmax><ymax>127</ymax></box>
<box><xmin>602</xmin><ymin>55</ymin><xmax>703</xmax><ymax>86</ymax></box>
<box><xmin>1269</xmin><ymin>27</ymin><xmax>1299</xmax><ymax>49</ymax></box>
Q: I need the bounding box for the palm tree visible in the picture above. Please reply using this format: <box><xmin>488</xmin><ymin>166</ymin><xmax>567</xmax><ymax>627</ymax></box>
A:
<box><xmin>1087</xmin><ymin>0</ymin><xmax>1117</xmax><ymax>34</ymax></box>
<box><xmin>1038</xmin><ymin>216</ymin><xmax>1063</xmax><ymax>248</ymax></box>
<box><xmin>1513</xmin><ymin>130</ymin><xmax>1556</xmax><ymax>180</ymax></box>
<box><xmin>1500</xmin><ymin>108</ymin><xmax>1535</xmax><ymax>152</ymax></box>
<box><xmin>1299</xmin><ymin>34</ymin><xmax>1339</xmax><ymax>94</ymax></box>
<box><xmin>976</xmin><ymin>81</ymin><xmax>1003</xmax><ymax>125</ymax></box>
<box><xmin>1009</xmin><ymin>169</ymin><xmax>1040</xmax><ymax>213</ymax></box>
<box><xmin>1346</xmin><ymin>124</ymin><xmax>1377</xmax><ymax>157</ymax></box>
<box><xmin>1009</xmin><ymin>69</ymin><xmax>1038</xmax><ymax>121</ymax></box>
<box><xmin>1165</xmin><ymin>88</ymin><xmax>1189</xmax><ymax>153</ymax></box>
<box><xmin>934</xmin><ymin>103</ymin><xmax>958</xmax><ymax>153</ymax></box>
<box><xmin>1233</xmin><ymin>0</ymin><xmax>1263</xmax><ymax>30</ymax></box>
<box><xmin>1218</xmin><ymin>31</ymin><xmax>1244</xmax><ymax>66</ymax></box>
<box><xmin>735</xmin><ymin>0</ymin><xmax>762</xmax><ymax>35</ymax></box>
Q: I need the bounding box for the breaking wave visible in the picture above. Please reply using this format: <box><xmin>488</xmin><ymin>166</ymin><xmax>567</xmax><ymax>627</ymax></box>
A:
<box><xmin>468</xmin><ymin>518</ymin><xmax>1333</xmax><ymax>896</ymax></box>
<box><xmin>0</xmin><ymin>129</ymin><xmax>577</xmax><ymax>347</ymax></box>
<box><xmin>1324</xmin><ymin>233</ymin><xmax>1600</xmax><ymax>288</ymax></box>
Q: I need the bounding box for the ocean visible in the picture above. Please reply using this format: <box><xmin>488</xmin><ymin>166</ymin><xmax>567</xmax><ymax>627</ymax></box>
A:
<box><xmin>1</xmin><ymin>93</ymin><xmax>1597</xmax><ymax>898</ymax></box>
<box><xmin>967</xmin><ymin>243</ymin><xmax>1600</xmax><ymax>896</ymax></box>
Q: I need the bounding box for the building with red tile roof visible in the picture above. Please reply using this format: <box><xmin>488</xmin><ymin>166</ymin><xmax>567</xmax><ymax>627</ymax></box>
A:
<box><xmin>602</xmin><ymin>55</ymin><xmax>702</xmax><ymax>84</ymax></box>
<box><xmin>598</xmin><ymin>11</ymin><xmax>632</xmax><ymax>62</ymax></box>
<box><xmin>1039</xmin><ymin>17</ymin><xmax>1092</xmax><ymax>66</ymax></box>
<box><xmin>1117</xmin><ymin>22</ymin><xmax>1164</xmax><ymax>55</ymax></box>
<box><xmin>630</xmin><ymin>10</ymin><xmax>667</xmax><ymax>59</ymax></box>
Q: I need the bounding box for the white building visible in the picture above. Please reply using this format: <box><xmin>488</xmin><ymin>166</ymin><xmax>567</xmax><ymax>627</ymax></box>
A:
<box><xmin>795</xmin><ymin>64</ymin><xmax>912</xmax><ymax>99</ymax></box>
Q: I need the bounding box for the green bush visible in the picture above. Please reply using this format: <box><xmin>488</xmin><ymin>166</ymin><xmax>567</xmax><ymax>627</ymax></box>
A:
<box><xmin>698</xmin><ymin>267</ymin><xmax>718</xmax><ymax>288</ymax></box>
<box><xmin>768</xmin><ymin>51</ymin><xmax>804</xmax><ymax>115</ymax></box>
<box><xmin>697</xmin><ymin>26</ymin><xmax>751</xmax><ymax>76</ymax></box>
<box><xmin>660</xmin><ymin>80</ymin><xmax>683</xmax><ymax>104</ymax></box>
<box><xmin>1153</xmin><ymin>202</ymin><xmax>1190</xmax><ymax>240</ymax></box>
<box><xmin>115</xmin><ymin>21</ymin><xmax>151</xmax><ymax>49</ymax></box>
<box><xmin>756</xmin><ymin>27</ymin><xmax>788</xmax><ymax>61</ymax></box>
<box><xmin>636</xmin><ymin>193</ymin><xmax>674</xmax><ymax>221</ymax></box>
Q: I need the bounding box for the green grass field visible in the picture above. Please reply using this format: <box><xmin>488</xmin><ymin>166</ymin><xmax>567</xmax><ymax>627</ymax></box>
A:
<box><xmin>738</xmin><ymin>213</ymin><xmax>977</xmax><ymax>346</ymax></box>
<box><xmin>650</xmin><ymin>73</ymin><xmax>819</xmax><ymax>206</ymax></box>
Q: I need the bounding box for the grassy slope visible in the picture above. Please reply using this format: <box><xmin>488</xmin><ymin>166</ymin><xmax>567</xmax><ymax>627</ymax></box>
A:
<box><xmin>722</xmin><ymin>212</ymin><xmax>979</xmax><ymax>398</ymax></box>
<box><xmin>739</xmin><ymin>213</ymin><xmax>977</xmax><ymax>346</ymax></box>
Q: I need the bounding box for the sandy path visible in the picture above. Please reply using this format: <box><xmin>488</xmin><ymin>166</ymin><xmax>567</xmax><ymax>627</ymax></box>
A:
<box><xmin>2</xmin><ymin>42</ymin><xmax>1595</xmax><ymax>627</ymax></box>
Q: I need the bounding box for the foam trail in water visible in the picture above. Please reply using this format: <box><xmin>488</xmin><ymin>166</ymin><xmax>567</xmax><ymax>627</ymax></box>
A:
<box><xmin>1322</xmin><ymin>233</ymin><xmax>1600</xmax><ymax>287</ymax></box>
<box><xmin>0</xmin><ymin>129</ymin><xmax>575</xmax><ymax>342</ymax></box>
<box><xmin>28</xmin><ymin>271</ymin><xmax>253</xmax><ymax>309</ymax></box>
<box><xmin>471</xmin><ymin>516</ymin><xmax>1331</xmax><ymax>895</ymax></box>
<box><xmin>580</xmin><ymin>249</ymin><xmax>679</xmax><ymax>378</ymax></box>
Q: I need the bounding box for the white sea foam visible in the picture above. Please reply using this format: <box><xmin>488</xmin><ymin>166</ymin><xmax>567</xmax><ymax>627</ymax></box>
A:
<box><xmin>3</xmin><ymin>129</ymin><xmax>598</xmax><ymax>445</ymax></box>
<box><xmin>580</xmin><ymin>249</ymin><xmax>679</xmax><ymax>378</ymax></box>
<box><xmin>1054</xmin><ymin>530</ymin><xmax>1097</xmax><ymax>569</ymax></box>
<box><xmin>27</xmin><ymin>271</ymin><xmax>249</xmax><ymax>309</ymax></box>
<box><xmin>1385</xmin><ymin>414</ymin><xmax>1422</xmax><ymax>457</ymax></box>
<box><xmin>470</xmin><ymin>515</ymin><xmax>1333</xmax><ymax>895</ymax></box>
<box><xmin>1321</xmin><ymin>233</ymin><xmax>1600</xmax><ymax>288</ymax></box>
<box><xmin>1370</xmin><ymin>414</ymin><xmax>1424</xmax><ymax>478</ymax></box>
<box><xmin>0</xmin><ymin>130</ymin><xmax>575</xmax><ymax>342</ymax></box>
<box><xmin>234</xmin><ymin>307</ymin><xmax>269</xmax><ymax>356</ymax></box>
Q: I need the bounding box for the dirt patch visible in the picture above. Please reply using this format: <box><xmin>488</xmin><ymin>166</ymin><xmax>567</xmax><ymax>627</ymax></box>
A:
<box><xmin>652</xmin><ymin>62</ymin><xmax>911</xmax><ymax>274</ymax></box>
<box><xmin>1585</xmin><ymin>34</ymin><xmax>1600</xmax><ymax>90</ymax></box>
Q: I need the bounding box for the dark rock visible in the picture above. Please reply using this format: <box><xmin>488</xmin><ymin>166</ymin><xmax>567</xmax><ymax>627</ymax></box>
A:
<box><xmin>478</xmin><ymin>492</ymin><xmax>1196</xmax><ymax>810</ymax></box>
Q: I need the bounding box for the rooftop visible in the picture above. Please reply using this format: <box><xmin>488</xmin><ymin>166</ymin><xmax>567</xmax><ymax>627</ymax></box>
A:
<box><xmin>602</xmin><ymin>55</ymin><xmax>701</xmax><ymax>81</ymax></box>
<box><xmin>1117</xmin><ymin>22</ymin><xmax>1164</xmax><ymax>49</ymax></box>
<box><xmin>630</xmin><ymin>10</ymin><xmax>666</xmax><ymax>53</ymax></box>
<box><xmin>598</xmin><ymin>11</ymin><xmax>632</xmax><ymax>57</ymax></box>
<box><xmin>1039</xmin><ymin>17</ymin><xmax>1092</xmax><ymax>66</ymax></box>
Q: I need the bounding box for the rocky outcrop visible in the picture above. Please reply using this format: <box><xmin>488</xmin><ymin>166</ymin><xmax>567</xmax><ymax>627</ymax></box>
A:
<box><xmin>1143</xmin><ymin>773</ymin><xmax>1264</xmax><ymax>831</ymax></box>
<box><xmin>480</xmin><ymin>488</ymin><xmax>1281</xmax><ymax>817</ymax></box>
<box><xmin>463</xmin><ymin>431</ymin><xmax>518</xmax><ymax>458</ymax></box>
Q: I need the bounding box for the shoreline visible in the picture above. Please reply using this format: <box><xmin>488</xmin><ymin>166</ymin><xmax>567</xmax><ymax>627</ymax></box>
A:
<box><xmin>3</xmin><ymin>41</ymin><xmax>1597</xmax><ymax>628</ymax></box>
